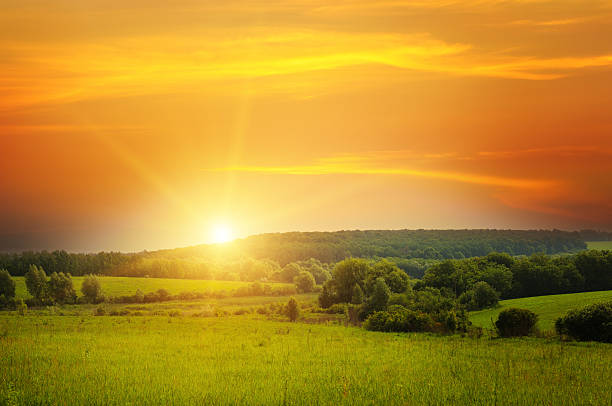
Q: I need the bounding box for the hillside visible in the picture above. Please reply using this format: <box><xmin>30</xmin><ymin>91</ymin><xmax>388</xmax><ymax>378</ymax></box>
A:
<box><xmin>470</xmin><ymin>290</ymin><xmax>612</xmax><ymax>331</ymax></box>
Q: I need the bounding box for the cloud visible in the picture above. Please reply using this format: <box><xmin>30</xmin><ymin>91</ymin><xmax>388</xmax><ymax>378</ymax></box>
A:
<box><xmin>210</xmin><ymin>150</ymin><xmax>556</xmax><ymax>189</ymax></box>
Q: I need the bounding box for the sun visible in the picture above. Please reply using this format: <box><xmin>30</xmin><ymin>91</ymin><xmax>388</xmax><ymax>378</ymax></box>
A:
<box><xmin>211</xmin><ymin>224</ymin><xmax>233</xmax><ymax>244</ymax></box>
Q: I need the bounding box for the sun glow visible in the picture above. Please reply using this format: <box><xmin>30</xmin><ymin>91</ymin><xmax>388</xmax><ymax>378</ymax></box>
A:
<box><xmin>211</xmin><ymin>224</ymin><xmax>234</xmax><ymax>244</ymax></box>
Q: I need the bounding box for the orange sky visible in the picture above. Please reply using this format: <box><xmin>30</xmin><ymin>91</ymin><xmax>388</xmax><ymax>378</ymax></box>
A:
<box><xmin>1</xmin><ymin>0</ymin><xmax>611</xmax><ymax>251</ymax></box>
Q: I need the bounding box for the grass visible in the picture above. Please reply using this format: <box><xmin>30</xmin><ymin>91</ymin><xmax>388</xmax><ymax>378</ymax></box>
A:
<box><xmin>12</xmin><ymin>276</ymin><xmax>292</xmax><ymax>299</ymax></box>
<box><xmin>586</xmin><ymin>241</ymin><xmax>612</xmax><ymax>250</ymax></box>
<box><xmin>470</xmin><ymin>290</ymin><xmax>612</xmax><ymax>331</ymax></box>
<box><xmin>0</xmin><ymin>315</ymin><xmax>610</xmax><ymax>405</ymax></box>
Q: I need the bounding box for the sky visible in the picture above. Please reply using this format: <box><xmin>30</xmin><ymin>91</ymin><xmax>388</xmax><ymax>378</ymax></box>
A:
<box><xmin>1</xmin><ymin>0</ymin><xmax>612</xmax><ymax>252</ymax></box>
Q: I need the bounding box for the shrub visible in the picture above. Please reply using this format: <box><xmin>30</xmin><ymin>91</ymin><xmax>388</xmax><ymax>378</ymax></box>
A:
<box><xmin>286</xmin><ymin>297</ymin><xmax>300</xmax><ymax>322</ymax></box>
<box><xmin>94</xmin><ymin>306</ymin><xmax>106</xmax><ymax>316</ymax></box>
<box><xmin>326</xmin><ymin>303</ymin><xmax>348</xmax><ymax>314</ymax></box>
<box><xmin>0</xmin><ymin>269</ymin><xmax>16</xmax><ymax>299</ymax></box>
<box><xmin>495</xmin><ymin>308</ymin><xmax>538</xmax><ymax>337</ymax></box>
<box><xmin>364</xmin><ymin>306</ymin><xmax>434</xmax><ymax>333</ymax></box>
<box><xmin>555</xmin><ymin>301</ymin><xmax>612</xmax><ymax>343</ymax></box>
<box><xmin>16</xmin><ymin>299</ymin><xmax>27</xmax><ymax>315</ymax></box>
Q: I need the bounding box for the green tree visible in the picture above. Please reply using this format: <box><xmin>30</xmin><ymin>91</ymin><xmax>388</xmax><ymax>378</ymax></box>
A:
<box><xmin>366</xmin><ymin>278</ymin><xmax>391</xmax><ymax>314</ymax></box>
<box><xmin>318</xmin><ymin>281</ymin><xmax>337</xmax><ymax>308</ymax></box>
<box><xmin>286</xmin><ymin>297</ymin><xmax>300</xmax><ymax>322</ymax></box>
<box><xmin>0</xmin><ymin>269</ymin><xmax>16</xmax><ymax>299</ymax></box>
<box><xmin>48</xmin><ymin>272</ymin><xmax>76</xmax><ymax>304</ymax></box>
<box><xmin>81</xmin><ymin>274</ymin><xmax>103</xmax><ymax>303</ymax></box>
<box><xmin>471</xmin><ymin>281</ymin><xmax>499</xmax><ymax>309</ymax></box>
<box><xmin>385</xmin><ymin>269</ymin><xmax>410</xmax><ymax>293</ymax></box>
<box><xmin>351</xmin><ymin>284</ymin><xmax>365</xmax><ymax>304</ymax></box>
<box><xmin>281</xmin><ymin>263</ymin><xmax>303</xmax><ymax>283</ymax></box>
<box><xmin>332</xmin><ymin>258</ymin><xmax>371</xmax><ymax>303</ymax></box>
<box><xmin>25</xmin><ymin>265</ymin><xmax>47</xmax><ymax>303</ymax></box>
<box><xmin>294</xmin><ymin>271</ymin><xmax>316</xmax><ymax>293</ymax></box>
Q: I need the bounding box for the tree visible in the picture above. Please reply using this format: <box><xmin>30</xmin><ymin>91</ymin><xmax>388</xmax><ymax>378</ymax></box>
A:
<box><xmin>281</xmin><ymin>263</ymin><xmax>303</xmax><ymax>283</ymax></box>
<box><xmin>351</xmin><ymin>284</ymin><xmax>365</xmax><ymax>304</ymax></box>
<box><xmin>385</xmin><ymin>269</ymin><xmax>410</xmax><ymax>293</ymax></box>
<box><xmin>286</xmin><ymin>297</ymin><xmax>300</xmax><ymax>322</ymax></box>
<box><xmin>25</xmin><ymin>265</ymin><xmax>47</xmax><ymax>303</ymax></box>
<box><xmin>332</xmin><ymin>258</ymin><xmax>371</xmax><ymax>303</ymax></box>
<box><xmin>81</xmin><ymin>274</ymin><xmax>103</xmax><ymax>303</ymax></box>
<box><xmin>0</xmin><ymin>269</ymin><xmax>16</xmax><ymax>299</ymax></box>
<box><xmin>48</xmin><ymin>272</ymin><xmax>76</xmax><ymax>304</ymax></box>
<box><xmin>366</xmin><ymin>278</ymin><xmax>391</xmax><ymax>313</ymax></box>
<box><xmin>294</xmin><ymin>271</ymin><xmax>316</xmax><ymax>293</ymax></box>
<box><xmin>318</xmin><ymin>281</ymin><xmax>337</xmax><ymax>308</ymax></box>
<box><xmin>471</xmin><ymin>281</ymin><xmax>499</xmax><ymax>309</ymax></box>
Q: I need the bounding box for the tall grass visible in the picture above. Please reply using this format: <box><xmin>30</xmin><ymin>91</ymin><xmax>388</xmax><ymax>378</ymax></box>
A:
<box><xmin>1</xmin><ymin>315</ymin><xmax>610</xmax><ymax>405</ymax></box>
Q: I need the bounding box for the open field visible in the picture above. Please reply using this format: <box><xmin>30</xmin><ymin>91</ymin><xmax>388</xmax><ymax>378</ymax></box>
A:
<box><xmin>13</xmin><ymin>276</ymin><xmax>292</xmax><ymax>299</ymax></box>
<box><xmin>586</xmin><ymin>241</ymin><xmax>612</xmax><ymax>250</ymax></box>
<box><xmin>1</xmin><ymin>315</ymin><xmax>611</xmax><ymax>405</ymax></box>
<box><xmin>470</xmin><ymin>290</ymin><xmax>612</xmax><ymax>331</ymax></box>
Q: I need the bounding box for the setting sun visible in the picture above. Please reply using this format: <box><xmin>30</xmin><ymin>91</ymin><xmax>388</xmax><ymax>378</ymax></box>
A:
<box><xmin>211</xmin><ymin>225</ymin><xmax>233</xmax><ymax>244</ymax></box>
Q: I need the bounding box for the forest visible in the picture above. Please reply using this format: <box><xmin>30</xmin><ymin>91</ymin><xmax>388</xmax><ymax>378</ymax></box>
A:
<box><xmin>0</xmin><ymin>229</ymin><xmax>600</xmax><ymax>279</ymax></box>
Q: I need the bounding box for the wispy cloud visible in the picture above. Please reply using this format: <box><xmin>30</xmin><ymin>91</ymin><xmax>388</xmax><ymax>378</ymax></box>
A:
<box><xmin>210</xmin><ymin>151</ymin><xmax>555</xmax><ymax>189</ymax></box>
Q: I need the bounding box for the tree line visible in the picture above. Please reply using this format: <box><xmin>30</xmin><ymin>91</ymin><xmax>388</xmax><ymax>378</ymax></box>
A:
<box><xmin>0</xmin><ymin>229</ymin><xmax>593</xmax><ymax>279</ymax></box>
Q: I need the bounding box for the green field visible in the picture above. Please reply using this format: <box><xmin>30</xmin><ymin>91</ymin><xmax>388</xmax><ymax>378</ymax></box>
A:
<box><xmin>470</xmin><ymin>290</ymin><xmax>612</xmax><ymax>331</ymax></box>
<box><xmin>1</xmin><ymin>315</ymin><xmax>610</xmax><ymax>405</ymax></box>
<box><xmin>586</xmin><ymin>241</ymin><xmax>612</xmax><ymax>250</ymax></box>
<box><xmin>13</xmin><ymin>276</ymin><xmax>292</xmax><ymax>299</ymax></box>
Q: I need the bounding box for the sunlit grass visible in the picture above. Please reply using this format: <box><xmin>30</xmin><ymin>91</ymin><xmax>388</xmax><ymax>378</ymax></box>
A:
<box><xmin>12</xmin><ymin>276</ymin><xmax>292</xmax><ymax>299</ymax></box>
<box><xmin>586</xmin><ymin>241</ymin><xmax>612</xmax><ymax>250</ymax></box>
<box><xmin>470</xmin><ymin>290</ymin><xmax>612</xmax><ymax>331</ymax></box>
<box><xmin>0</xmin><ymin>316</ymin><xmax>610</xmax><ymax>405</ymax></box>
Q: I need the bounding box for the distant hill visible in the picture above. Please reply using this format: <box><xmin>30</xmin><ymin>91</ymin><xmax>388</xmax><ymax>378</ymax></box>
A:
<box><xmin>165</xmin><ymin>229</ymin><xmax>588</xmax><ymax>265</ymax></box>
<box><xmin>0</xmin><ymin>229</ymin><xmax>592</xmax><ymax>277</ymax></box>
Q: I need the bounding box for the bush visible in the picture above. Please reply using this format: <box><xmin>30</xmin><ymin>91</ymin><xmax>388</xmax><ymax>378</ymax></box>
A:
<box><xmin>94</xmin><ymin>306</ymin><xmax>106</xmax><ymax>316</ymax></box>
<box><xmin>495</xmin><ymin>308</ymin><xmax>538</xmax><ymax>337</ymax></box>
<box><xmin>0</xmin><ymin>269</ymin><xmax>16</xmax><ymax>299</ymax></box>
<box><xmin>364</xmin><ymin>306</ymin><xmax>434</xmax><ymax>333</ymax></box>
<box><xmin>326</xmin><ymin>303</ymin><xmax>348</xmax><ymax>314</ymax></box>
<box><xmin>16</xmin><ymin>299</ymin><xmax>27</xmax><ymax>315</ymax></box>
<box><xmin>555</xmin><ymin>301</ymin><xmax>612</xmax><ymax>343</ymax></box>
<box><xmin>286</xmin><ymin>297</ymin><xmax>300</xmax><ymax>322</ymax></box>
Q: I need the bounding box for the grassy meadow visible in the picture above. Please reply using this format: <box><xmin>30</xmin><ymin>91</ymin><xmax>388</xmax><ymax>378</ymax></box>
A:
<box><xmin>12</xmin><ymin>276</ymin><xmax>292</xmax><ymax>299</ymax></box>
<box><xmin>1</xmin><ymin>315</ymin><xmax>611</xmax><ymax>406</ymax></box>
<box><xmin>586</xmin><ymin>241</ymin><xmax>612</xmax><ymax>250</ymax></box>
<box><xmin>470</xmin><ymin>290</ymin><xmax>612</xmax><ymax>331</ymax></box>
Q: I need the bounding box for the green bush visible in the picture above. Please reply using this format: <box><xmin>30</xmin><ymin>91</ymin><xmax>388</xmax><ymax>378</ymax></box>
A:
<box><xmin>495</xmin><ymin>308</ymin><xmax>538</xmax><ymax>337</ymax></box>
<box><xmin>555</xmin><ymin>301</ymin><xmax>612</xmax><ymax>343</ymax></box>
<box><xmin>286</xmin><ymin>297</ymin><xmax>300</xmax><ymax>322</ymax></box>
<box><xmin>364</xmin><ymin>306</ymin><xmax>434</xmax><ymax>333</ymax></box>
